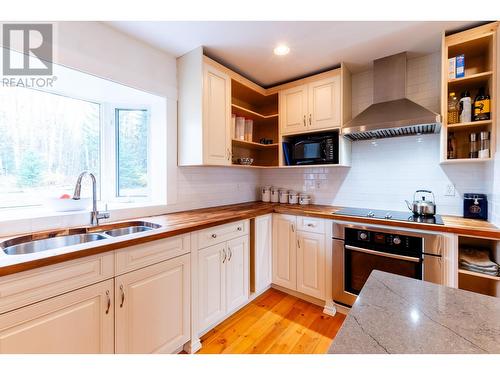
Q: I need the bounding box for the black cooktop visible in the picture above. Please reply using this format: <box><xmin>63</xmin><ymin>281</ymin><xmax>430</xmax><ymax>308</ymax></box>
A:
<box><xmin>335</xmin><ymin>207</ymin><xmax>444</xmax><ymax>225</ymax></box>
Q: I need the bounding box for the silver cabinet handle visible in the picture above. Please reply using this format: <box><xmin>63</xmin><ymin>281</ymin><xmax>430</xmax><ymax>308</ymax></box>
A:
<box><xmin>105</xmin><ymin>290</ymin><xmax>111</xmax><ymax>315</ymax></box>
<box><xmin>119</xmin><ymin>284</ymin><xmax>125</xmax><ymax>308</ymax></box>
<box><xmin>307</xmin><ymin>223</ymin><xmax>315</xmax><ymax>227</ymax></box>
<box><xmin>227</xmin><ymin>148</ymin><xmax>231</xmax><ymax>161</ymax></box>
<box><xmin>211</xmin><ymin>233</ymin><xmax>217</xmax><ymax>238</ymax></box>
<box><xmin>297</xmin><ymin>239</ymin><xmax>300</xmax><ymax>248</ymax></box>
<box><xmin>345</xmin><ymin>245</ymin><xmax>421</xmax><ymax>263</ymax></box>
<box><xmin>303</xmin><ymin>115</ymin><xmax>306</xmax><ymax>127</ymax></box>
<box><xmin>291</xmin><ymin>224</ymin><xmax>295</xmax><ymax>232</ymax></box>
<box><xmin>309</xmin><ymin>113</ymin><xmax>312</xmax><ymax>125</ymax></box>
<box><xmin>228</xmin><ymin>248</ymin><xmax>232</xmax><ymax>262</ymax></box>
<box><xmin>222</xmin><ymin>249</ymin><xmax>227</xmax><ymax>263</ymax></box>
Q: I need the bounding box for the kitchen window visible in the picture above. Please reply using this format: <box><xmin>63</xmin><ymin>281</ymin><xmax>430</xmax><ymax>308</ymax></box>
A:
<box><xmin>0</xmin><ymin>56</ymin><xmax>167</xmax><ymax>212</ymax></box>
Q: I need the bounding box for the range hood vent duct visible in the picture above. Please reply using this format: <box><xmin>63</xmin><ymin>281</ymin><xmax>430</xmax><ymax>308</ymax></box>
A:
<box><xmin>342</xmin><ymin>52</ymin><xmax>441</xmax><ymax>141</ymax></box>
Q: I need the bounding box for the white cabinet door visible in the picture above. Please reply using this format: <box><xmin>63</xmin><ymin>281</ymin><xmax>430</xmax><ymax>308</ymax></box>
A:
<box><xmin>279</xmin><ymin>85</ymin><xmax>308</xmax><ymax>135</ymax></box>
<box><xmin>226</xmin><ymin>236</ymin><xmax>249</xmax><ymax>312</ymax></box>
<box><xmin>203</xmin><ymin>64</ymin><xmax>231</xmax><ymax>165</ymax></box>
<box><xmin>254</xmin><ymin>214</ymin><xmax>272</xmax><ymax>293</ymax></box>
<box><xmin>0</xmin><ymin>280</ymin><xmax>114</xmax><ymax>354</ymax></box>
<box><xmin>198</xmin><ymin>242</ymin><xmax>227</xmax><ymax>332</ymax></box>
<box><xmin>115</xmin><ymin>254</ymin><xmax>190</xmax><ymax>354</ymax></box>
<box><xmin>272</xmin><ymin>214</ymin><xmax>297</xmax><ymax>290</ymax></box>
<box><xmin>308</xmin><ymin>75</ymin><xmax>341</xmax><ymax>131</ymax></box>
<box><xmin>296</xmin><ymin>231</ymin><xmax>326</xmax><ymax>300</ymax></box>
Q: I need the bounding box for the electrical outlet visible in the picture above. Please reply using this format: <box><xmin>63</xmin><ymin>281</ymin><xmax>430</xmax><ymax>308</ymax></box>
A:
<box><xmin>445</xmin><ymin>184</ymin><xmax>455</xmax><ymax>197</ymax></box>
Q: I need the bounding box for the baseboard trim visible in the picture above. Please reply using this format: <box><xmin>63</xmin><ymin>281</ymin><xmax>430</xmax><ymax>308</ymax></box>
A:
<box><xmin>183</xmin><ymin>338</ymin><xmax>202</xmax><ymax>354</ymax></box>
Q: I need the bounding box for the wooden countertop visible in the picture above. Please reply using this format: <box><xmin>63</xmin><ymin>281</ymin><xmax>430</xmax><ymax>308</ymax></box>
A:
<box><xmin>0</xmin><ymin>201</ymin><xmax>498</xmax><ymax>277</ymax></box>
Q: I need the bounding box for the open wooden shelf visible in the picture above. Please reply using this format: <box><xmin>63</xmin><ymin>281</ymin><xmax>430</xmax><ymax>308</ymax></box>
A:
<box><xmin>447</xmin><ymin>119</ymin><xmax>492</xmax><ymax>128</ymax></box>
<box><xmin>458</xmin><ymin>268</ymin><xmax>500</xmax><ymax>281</ymax></box>
<box><xmin>448</xmin><ymin>70</ymin><xmax>493</xmax><ymax>86</ymax></box>
<box><xmin>441</xmin><ymin>23</ymin><xmax>498</xmax><ymax>164</ymax></box>
<box><xmin>441</xmin><ymin>157</ymin><xmax>493</xmax><ymax>164</ymax></box>
<box><xmin>231</xmin><ymin>104</ymin><xmax>278</xmax><ymax>120</ymax></box>
<box><xmin>232</xmin><ymin>139</ymin><xmax>278</xmax><ymax>150</ymax></box>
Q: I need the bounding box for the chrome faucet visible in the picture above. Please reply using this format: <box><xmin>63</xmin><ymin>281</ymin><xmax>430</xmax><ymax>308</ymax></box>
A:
<box><xmin>73</xmin><ymin>171</ymin><xmax>110</xmax><ymax>226</ymax></box>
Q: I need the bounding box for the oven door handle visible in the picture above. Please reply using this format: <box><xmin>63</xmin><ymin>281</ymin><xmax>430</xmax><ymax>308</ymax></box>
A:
<box><xmin>345</xmin><ymin>245</ymin><xmax>421</xmax><ymax>263</ymax></box>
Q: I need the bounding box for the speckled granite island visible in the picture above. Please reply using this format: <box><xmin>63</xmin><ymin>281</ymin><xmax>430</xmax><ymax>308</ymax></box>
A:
<box><xmin>329</xmin><ymin>271</ymin><xmax>500</xmax><ymax>354</ymax></box>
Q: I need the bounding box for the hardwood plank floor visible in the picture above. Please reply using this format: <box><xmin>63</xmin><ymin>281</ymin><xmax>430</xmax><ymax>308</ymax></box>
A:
<box><xmin>197</xmin><ymin>288</ymin><xmax>346</xmax><ymax>354</ymax></box>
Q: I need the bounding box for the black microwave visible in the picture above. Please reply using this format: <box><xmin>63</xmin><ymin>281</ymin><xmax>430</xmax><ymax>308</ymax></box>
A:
<box><xmin>284</xmin><ymin>133</ymin><xmax>339</xmax><ymax>165</ymax></box>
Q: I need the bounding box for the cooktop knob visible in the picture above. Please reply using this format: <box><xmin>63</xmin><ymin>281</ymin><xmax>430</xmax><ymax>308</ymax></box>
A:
<box><xmin>359</xmin><ymin>232</ymin><xmax>368</xmax><ymax>240</ymax></box>
<box><xmin>385</xmin><ymin>213</ymin><xmax>392</xmax><ymax>219</ymax></box>
<box><xmin>393</xmin><ymin>236</ymin><xmax>401</xmax><ymax>245</ymax></box>
<box><xmin>367</xmin><ymin>211</ymin><xmax>375</xmax><ymax>217</ymax></box>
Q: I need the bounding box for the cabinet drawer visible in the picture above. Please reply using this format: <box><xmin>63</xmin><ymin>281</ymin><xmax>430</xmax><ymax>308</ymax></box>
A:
<box><xmin>0</xmin><ymin>253</ymin><xmax>114</xmax><ymax>314</ymax></box>
<box><xmin>197</xmin><ymin>220</ymin><xmax>248</xmax><ymax>249</ymax></box>
<box><xmin>297</xmin><ymin>216</ymin><xmax>325</xmax><ymax>234</ymax></box>
<box><xmin>115</xmin><ymin>234</ymin><xmax>190</xmax><ymax>275</ymax></box>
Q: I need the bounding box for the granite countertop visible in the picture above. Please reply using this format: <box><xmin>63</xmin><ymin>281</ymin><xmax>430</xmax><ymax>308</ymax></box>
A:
<box><xmin>329</xmin><ymin>271</ymin><xmax>500</xmax><ymax>354</ymax></box>
<box><xmin>0</xmin><ymin>201</ymin><xmax>498</xmax><ymax>276</ymax></box>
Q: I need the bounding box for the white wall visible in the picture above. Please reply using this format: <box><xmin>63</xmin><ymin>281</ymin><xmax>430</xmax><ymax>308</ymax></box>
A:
<box><xmin>261</xmin><ymin>53</ymin><xmax>493</xmax><ymax>216</ymax></box>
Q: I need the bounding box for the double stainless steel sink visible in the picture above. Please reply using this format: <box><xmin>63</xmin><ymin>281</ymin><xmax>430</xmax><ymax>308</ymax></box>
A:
<box><xmin>0</xmin><ymin>221</ymin><xmax>161</xmax><ymax>256</ymax></box>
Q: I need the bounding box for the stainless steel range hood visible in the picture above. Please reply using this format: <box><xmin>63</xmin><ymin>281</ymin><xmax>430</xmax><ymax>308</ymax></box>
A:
<box><xmin>342</xmin><ymin>52</ymin><xmax>441</xmax><ymax>141</ymax></box>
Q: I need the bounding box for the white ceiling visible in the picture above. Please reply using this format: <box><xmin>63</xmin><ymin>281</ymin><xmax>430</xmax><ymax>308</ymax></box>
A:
<box><xmin>107</xmin><ymin>21</ymin><xmax>478</xmax><ymax>87</ymax></box>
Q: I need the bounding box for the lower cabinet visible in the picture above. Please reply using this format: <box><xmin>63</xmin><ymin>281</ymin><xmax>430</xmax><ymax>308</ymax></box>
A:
<box><xmin>115</xmin><ymin>254</ymin><xmax>191</xmax><ymax>354</ymax></box>
<box><xmin>0</xmin><ymin>249</ymin><xmax>191</xmax><ymax>354</ymax></box>
<box><xmin>253</xmin><ymin>214</ymin><xmax>272</xmax><ymax>293</ymax></box>
<box><xmin>296</xmin><ymin>231</ymin><xmax>326</xmax><ymax>300</ymax></box>
<box><xmin>198</xmin><ymin>234</ymin><xmax>249</xmax><ymax>333</ymax></box>
<box><xmin>0</xmin><ymin>280</ymin><xmax>114</xmax><ymax>354</ymax></box>
<box><xmin>272</xmin><ymin>214</ymin><xmax>297</xmax><ymax>290</ymax></box>
<box><xmin>272</xmin><ymin>214</ymin><xmax>327</xmax><ymax>301</ymax></box>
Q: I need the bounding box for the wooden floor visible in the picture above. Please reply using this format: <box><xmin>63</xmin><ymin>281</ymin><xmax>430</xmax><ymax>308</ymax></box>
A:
<box><xmin>197</xmin><ymin>288</ymin><xmax>346</xmax><ymax>354</ymax></box>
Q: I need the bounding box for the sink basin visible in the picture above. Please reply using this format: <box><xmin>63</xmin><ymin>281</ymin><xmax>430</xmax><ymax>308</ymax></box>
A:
<box><xmin>1</xmin><ymin>233</ymin><xmax>108</xmax><ymax>255</ymax></box>
<box><xmin>0</xmin><ymin>221</ymin><xmax>161</xmax><ymax>256</ymax></box>
<box><xmin>103</xmin><ymin>225</ymin><xmax>156</xmax><ymax>237</ymax></box>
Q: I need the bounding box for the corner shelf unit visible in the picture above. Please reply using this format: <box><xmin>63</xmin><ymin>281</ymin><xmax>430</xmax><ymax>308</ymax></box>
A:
<box><xmin>230</xmin><ymin>79</ymin><xmax>279</xmax><ymax>167</ymax></box>
<box><xmin>457</xmin><ymin>235</ymin><xmax>500</xmax><ymax>298</ymax></box>
<box><xmin>440</xmin><ymin>22</ymin><xmax>498</xmax><ymax>163</ymax></box>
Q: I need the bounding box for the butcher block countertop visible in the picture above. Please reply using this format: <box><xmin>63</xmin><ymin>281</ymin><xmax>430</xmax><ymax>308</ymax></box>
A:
<box><xmin>328</xmin><ymin>271</ymin><xmax>500</xmax><ymax>354</ymax></box>
<box><xmin>0</xmin><ymin>201</ymin><xmax>498</xmax><ymax>276</ymax></box>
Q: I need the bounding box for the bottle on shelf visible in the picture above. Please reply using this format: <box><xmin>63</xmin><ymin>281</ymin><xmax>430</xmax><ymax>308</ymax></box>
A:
<box><xmin>459</xmin><ymin>91</ymin><xmax>472</xmax><ymax>123</ymax></box>
<box><xmin>447</xmin><ymin>92</ymin><xmax>459</xmax><ymax>124</ymax></box>
<box><xmin>479</xmin><ymin>131</ymin><xmax>490</xmax><ymax>159</ymax></box>
<box><xmin>447</xmin><ymin>132</ymin><xmax>457</xmax><ymax>159</ymax></box>
<box><xmin>469</xmin><ymin>132</ymin><xmax>479</xmax><ymax>159</ymax></box>
<box><xmin>473</xmin><ymin>87</ymin><xmax>491</xmax><ymax>121</ymax></box>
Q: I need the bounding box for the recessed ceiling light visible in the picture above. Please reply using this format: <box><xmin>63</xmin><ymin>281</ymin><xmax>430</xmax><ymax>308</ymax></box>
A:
<box><xmin>273</xmin><ymin>44</ymin><xmax>290</xmax><ymax>56</ymax></box>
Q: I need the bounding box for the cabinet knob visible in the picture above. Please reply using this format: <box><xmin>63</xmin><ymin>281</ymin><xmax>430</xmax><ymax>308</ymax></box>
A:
<box><xmin>212</xmin><ymin>234</ymin><xmax>217</xmax><ymax>238</ymax></box>
<box><xmin>237</xmin><ymin>227</ymin><xmax>242</xmax><ymax>231</ymax></box>
<box><xmin>309</xmin><ymin>113</ymin><xmax>312</xmax><ymax>125</ymax></box>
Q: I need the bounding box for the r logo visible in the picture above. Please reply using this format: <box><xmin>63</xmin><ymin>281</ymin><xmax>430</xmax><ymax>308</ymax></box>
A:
<box><xmin>2</xmin><ymin>24</ymin><xmax>53</xmax><ymax>76</ymax></box>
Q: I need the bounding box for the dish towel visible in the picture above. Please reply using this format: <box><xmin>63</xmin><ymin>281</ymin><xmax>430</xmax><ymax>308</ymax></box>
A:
<box><xmin>459</xmin><ymin>248</ymin><xmax>500</xmax><ymax>276</ymax></box>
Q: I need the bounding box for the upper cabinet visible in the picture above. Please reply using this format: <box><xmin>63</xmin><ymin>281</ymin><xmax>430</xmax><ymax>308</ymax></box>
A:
<box><xmin>280</xmin><ymin>84</ymin><xmax>308</xmax><ymax>134</ymax></box>
<box><xmin>203</xmin><ymin>64</ymin><xmax>232</xmax><ymax>165</ymax></box>
<box><xmin>279</xmin><ymin>74</ymin><xmax>341</xmax><ymax>135</ymax></box>
<box><xmin>440</xmin><ymin>22</ymin><xmax>498</xmax><ymax>164</ymax></box>
<box><xmin>177</xmin><ymin>47</ymin><xmax>351</xmax><ymax>168</ymax></box>
<box><xmin>178</xmin><ymin>47</ymin><xmax>231</xmax><ymax>166</ymax></box>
